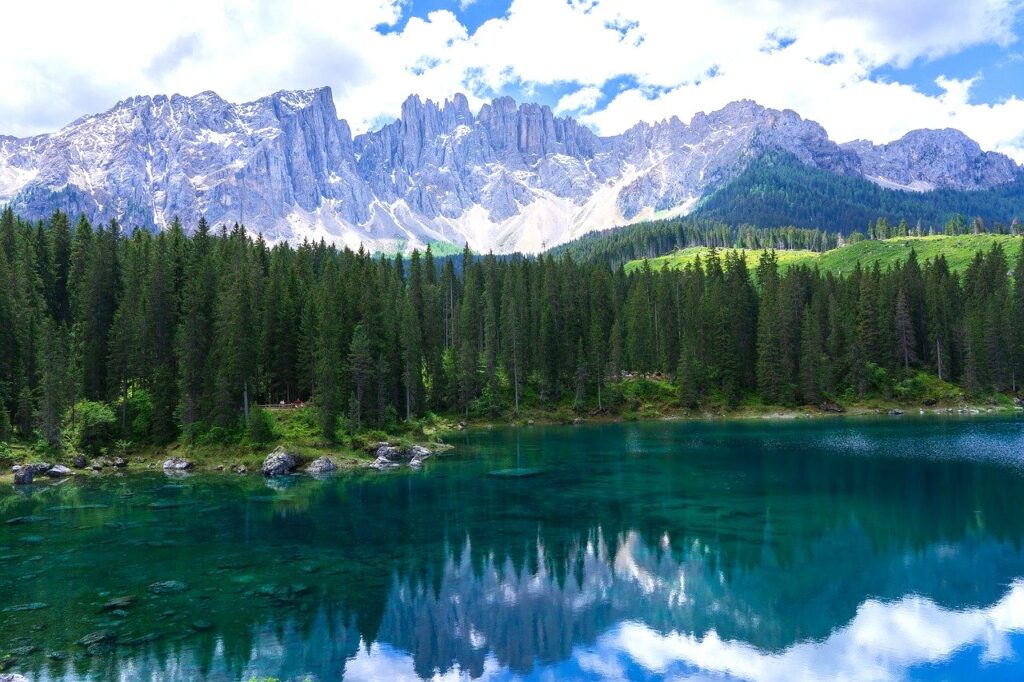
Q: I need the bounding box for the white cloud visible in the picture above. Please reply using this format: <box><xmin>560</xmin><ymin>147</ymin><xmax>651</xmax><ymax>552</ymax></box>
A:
<box><xmin>554</xmin><ymin>86</ymin><xmax>603</xmax><ymax>114</ymax></box>
<box><xmin>1</xmin><ymin>0</ymin><xmax>1023</xmax><ymax>162</ymax></box>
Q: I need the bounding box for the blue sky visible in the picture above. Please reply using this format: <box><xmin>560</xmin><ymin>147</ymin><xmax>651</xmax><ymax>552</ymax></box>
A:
<box><xmin>2</xmin><ymin>0</ymin><xmax>1023</xmax><ymax>160</ymax></box>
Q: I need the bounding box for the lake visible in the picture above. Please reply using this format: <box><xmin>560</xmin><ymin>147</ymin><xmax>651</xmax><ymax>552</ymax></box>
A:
<box><xmin>3</xmin><ymin>417</ymin><xmax>1024</xmax><ymax>681</ymax></box>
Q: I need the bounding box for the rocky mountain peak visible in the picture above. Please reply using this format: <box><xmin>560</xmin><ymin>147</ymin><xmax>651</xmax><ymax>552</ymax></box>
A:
<box><xmin>1</xmin><ymin>87</ymin><xmax>1019</xmax><ymax>253</ymax></box>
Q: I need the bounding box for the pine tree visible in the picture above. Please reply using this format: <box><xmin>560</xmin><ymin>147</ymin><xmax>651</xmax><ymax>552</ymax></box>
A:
<box><xmin>348</xmin><ymin>323</ymin><xmax>372</xmax><ymax>429</ymax></box>
<box><xmin>894</xmin><ymin>289</ymin><xmax>917</xmax><ymax>368</ymax></box>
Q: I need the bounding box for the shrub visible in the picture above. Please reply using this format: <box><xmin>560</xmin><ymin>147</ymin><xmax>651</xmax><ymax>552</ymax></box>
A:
<box><xmin>63</xmin><ymin>400</ymin><xmax>117</xmax><ymax>454</ymax></box>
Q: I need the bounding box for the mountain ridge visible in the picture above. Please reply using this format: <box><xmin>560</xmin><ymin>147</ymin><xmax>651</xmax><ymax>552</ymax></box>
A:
<box><xmin>1</xmin><ymin>86</ymin><xmax>1020</xmax><ymax>253</ymax></box>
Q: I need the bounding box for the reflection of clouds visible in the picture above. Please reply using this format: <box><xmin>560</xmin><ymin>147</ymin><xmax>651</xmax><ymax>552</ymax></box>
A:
<box><xmin>345</xmin><ymin>640</ymin><xmax>503</xmax><ymax>682</ymax></box>
<box><xmin>597</xmin><ymin>582</ymin><xmax>1024</xmax><ymax>681</ymax></box>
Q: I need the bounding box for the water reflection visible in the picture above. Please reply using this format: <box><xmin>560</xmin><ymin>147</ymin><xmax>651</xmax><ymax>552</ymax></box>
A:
<box><xmin>5</xmin><ymin>418</ymin><xmax>1024</xmax><ymax>680</ymax></box>
<box><xmin>23</xmin><ymin>526</ymin><xmax>1023</xmax><ymax>681</ymax></box>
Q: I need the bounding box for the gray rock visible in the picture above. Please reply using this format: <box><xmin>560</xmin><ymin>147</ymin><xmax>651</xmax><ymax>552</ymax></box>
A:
<box><xmin>375</xmin><ymin>445</ymin><xmax>402</xmax><ymax>460</ymax></box>
<box><xmin>72</xmin><ymin>454</ymin><xmax>87</xmax><ymax>469</ymax></box>
<box><xmin>406</xmin><ymin>445</ymin><xmax>432</xmax><ymax>468</ymax></box>
<box><xmin>13</xmin><ymin>468</ymin><xmax>33</xmax><ymax>485</ymax></box>
<box><xmin>261</xmin><ymin>447</ymin><xmax>298</xmax><ymax>477</ymax></box>
<box><xmin>0</xmin><ymin>674</ymin><xmax>30</xmax><ymax>682</ymax></box>
<box><xmin>305</xmin><ymin>457</ymin><xmax>337</xmax><ymax>475</ymax></box>
<box><xmin>371</xmin><ymin>455</ymin><xmax>399</xmax><ymax>471</ymax></box>
<box><xmin>46</xmin><ymin>465</ymin><xmax>72</xmax><ymax>478</ymax></box>
<box><xmin>162</xmin><ymin>457</ymin><xmax>193</xmax><ymax>471</ymax></box>
<box><xmin>112</xmin><ymin>457</ymin><xmax>127</xmax><ymax>468</ymax></box>
<box><xmin>24</xmin><ymin>462</ymin><xmax>53</xmax><ymax>476</ymax></box>
<box><xmin>404</xmin><ymin>445</ymin><xmax>432</xmax><ymax>460</ymax></box>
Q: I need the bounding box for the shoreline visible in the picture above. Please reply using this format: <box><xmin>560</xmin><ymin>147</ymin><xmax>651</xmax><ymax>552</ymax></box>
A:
<box><xmin>2</xmin><ymin>402</ymin><xmax>1019</xmax><ymax>487</ymax></box>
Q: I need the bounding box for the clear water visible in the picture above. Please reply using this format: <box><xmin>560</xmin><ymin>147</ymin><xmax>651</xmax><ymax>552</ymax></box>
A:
<box><xmin>3</xmin><ymin>417</ymin><xmax>1024</xmax><ymax>681</ymax></box>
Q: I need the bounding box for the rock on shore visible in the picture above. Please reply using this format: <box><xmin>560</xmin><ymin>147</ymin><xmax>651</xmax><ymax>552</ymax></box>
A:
<box><xmin>305</xmin><ymin>457</ymin><xmax>337</xmax><ymax>475</ymax></box>
<box><xmin>262</xmin><ymin>447</ymin><xmax>298</xmax><ymax>477</ymax></box>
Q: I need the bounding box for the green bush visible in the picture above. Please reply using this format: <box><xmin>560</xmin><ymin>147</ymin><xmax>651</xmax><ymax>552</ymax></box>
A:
<box><xmin>125</xmin><ymin>389</ymin><xmax>154</xmax><ymax>442</ymax></box>
<box><xmin>63</xmin><ymin>400</ymin><xmax>117</xmax><ymax>454</ymax></box>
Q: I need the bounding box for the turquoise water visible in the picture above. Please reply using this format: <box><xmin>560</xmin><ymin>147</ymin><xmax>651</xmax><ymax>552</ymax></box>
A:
<box><xmin>3</xmin><ymin>417</ymin><xmax>1024</xmax><ymax>680</ymax></box>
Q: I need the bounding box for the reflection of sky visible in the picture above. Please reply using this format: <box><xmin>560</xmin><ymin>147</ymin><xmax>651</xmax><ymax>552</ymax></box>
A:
<box><xmin>343</xmin><ymin>582</ymin><xmax>1024</xmax><ymax>681</ymax></box>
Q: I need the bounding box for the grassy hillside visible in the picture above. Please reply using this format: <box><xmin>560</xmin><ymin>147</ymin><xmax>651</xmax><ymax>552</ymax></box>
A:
<box><xmin>627</xmin><ymin>234</ymin><xmax>1024</xmax><ymax>276</ymax></box>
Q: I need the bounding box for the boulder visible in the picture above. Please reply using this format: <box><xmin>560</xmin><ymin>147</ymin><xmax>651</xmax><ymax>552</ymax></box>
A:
<box><xmin>371</xmin><ymin>455</ymin><xmax>398</xmax><ymax>471</ymax></box>
<box><xmin>404</xmin><ymin>445</ymin><xmax>432</xmax><ymax>459</ymax></box>
<box><xmin>232</xmin><ymin>464</ymin><xmax>247</xmax><ymax>474</ymax></box>
<box><xmin>406</xmin><ymin>445</ymin><xmax>432</xmax><ymax>468</ymax></box>
<box><xmin>72</xmin><ymin>454</ymin><xmax>87</xmax><ymax>469</ymax></box>
<box><xmin>0</xmin><ymin>674</ymin><xmax>29</xmax><ymax>682</ymax></box>
<box><xmin>375</xmin><ymin>445</ymin><xmax>402</xmax><ymax>460</ymax></box>
<box><xmin>13</xmin><ymin>467</ymin><xmax>33</xmax><ymax>486</ymax></box>
<box><xmin>261</xmin><ymin>447</ymin><xmax>298</xmax><ymax>477</ymax></box>
<box><xmin>888</xmin><ymin>408</ymin><xmax>905</xmax><ymax>416</ymax></box>
<box><xmin>24</xmin><ymin>462</ymin><xmax>52</xmax><ymax>476</ymax></box>
<box><xmin>305</xmin><ymin>457</ymin><xmax>337</xmax><ymax>475</ymax></box>
<box><xmin>818</xmin><ymin>401</ymin><xmax>844</xmax><ymax>413</ymax></box>
<box><xmin>46</xmin><ymin>465</ymin><xmax>72</xmax><ymax>478</ymax></box>
<box><xmin>162</xmin><ymin>457</ymin><xmax>193</xmax><ymax>471</ymax></box>
<box><xmin>365</xmin><ymin>441</ymin><xmax>390</xmax><ymax>454</ymax></box>
<box><xmin>112</xmin><ymin>457</ymin><xmax>127</xmax><ymax>468</ymax></box>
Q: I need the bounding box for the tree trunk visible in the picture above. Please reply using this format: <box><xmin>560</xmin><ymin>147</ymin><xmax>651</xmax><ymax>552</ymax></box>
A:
<box><xmin>243</xmin><ymin>379</ymin><xmax>250</xmax><ymax>428</ymax></box>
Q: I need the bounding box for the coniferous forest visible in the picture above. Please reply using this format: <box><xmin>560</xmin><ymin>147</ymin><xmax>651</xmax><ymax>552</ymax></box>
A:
<box><xmin>1</xmin><ymin>206</ymin><xmax>1023</xmax><ymax>455</ymax></box>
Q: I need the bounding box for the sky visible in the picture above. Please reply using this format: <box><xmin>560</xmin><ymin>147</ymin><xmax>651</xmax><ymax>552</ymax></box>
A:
<box><xmin>2</xmin><ymin>0</ymin><xmax>1024</xmax><ymax>160</ymax></box>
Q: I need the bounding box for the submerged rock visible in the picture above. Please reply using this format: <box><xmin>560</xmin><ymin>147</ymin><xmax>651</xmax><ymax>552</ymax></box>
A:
<box><xmin>305</xmin><ymin>457</ymin><xmax>337</xmax><ymax>475</ymax></box>
<box><xmin>262</xmin><ymin>447</ymin><xmax>298</xmax><ymax>477</ymax></box>
<box><xmin>46</xmin><ymin>465</ymin><xmax>72</xmax><ymax>478</ymax></box>
<box><xmin>148</xmin><ymin>580</ymin><xmax>188</xmax><ymax>595</ymax></box>
<box><xmin>486</xmin><ymin>467</ymin><xmax>551</xmax><ymax>478</ymax></box>
<box><xmin>2</xmin><ymin>602</ymin><xmax>48</xmax><ymax>613</ymax></box>
<box><xmin>162</xmin><ymin>457</ymin><xmax>193</xmax><ymax>471</ymax></box>
<box><xmin>100</xmin><ymin>596</ymin><xmax>136</xmax><ymax>612</ymax></box>
<box><xmin>77</xmin><ymin>630</ymin><xmax>117</xmax><ymax>647</ymax></box>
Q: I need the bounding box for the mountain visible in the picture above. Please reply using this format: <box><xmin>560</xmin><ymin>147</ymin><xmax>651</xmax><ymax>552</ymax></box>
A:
<box><xmin>692</xmin><ymin>151</ymin><xmax>1024</xmax><ymax>232</ymax></box>
<box><xmin>1</xmin><ymin>87</ymin><xmax>1020</xmax><ymax>253</ymax></box>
